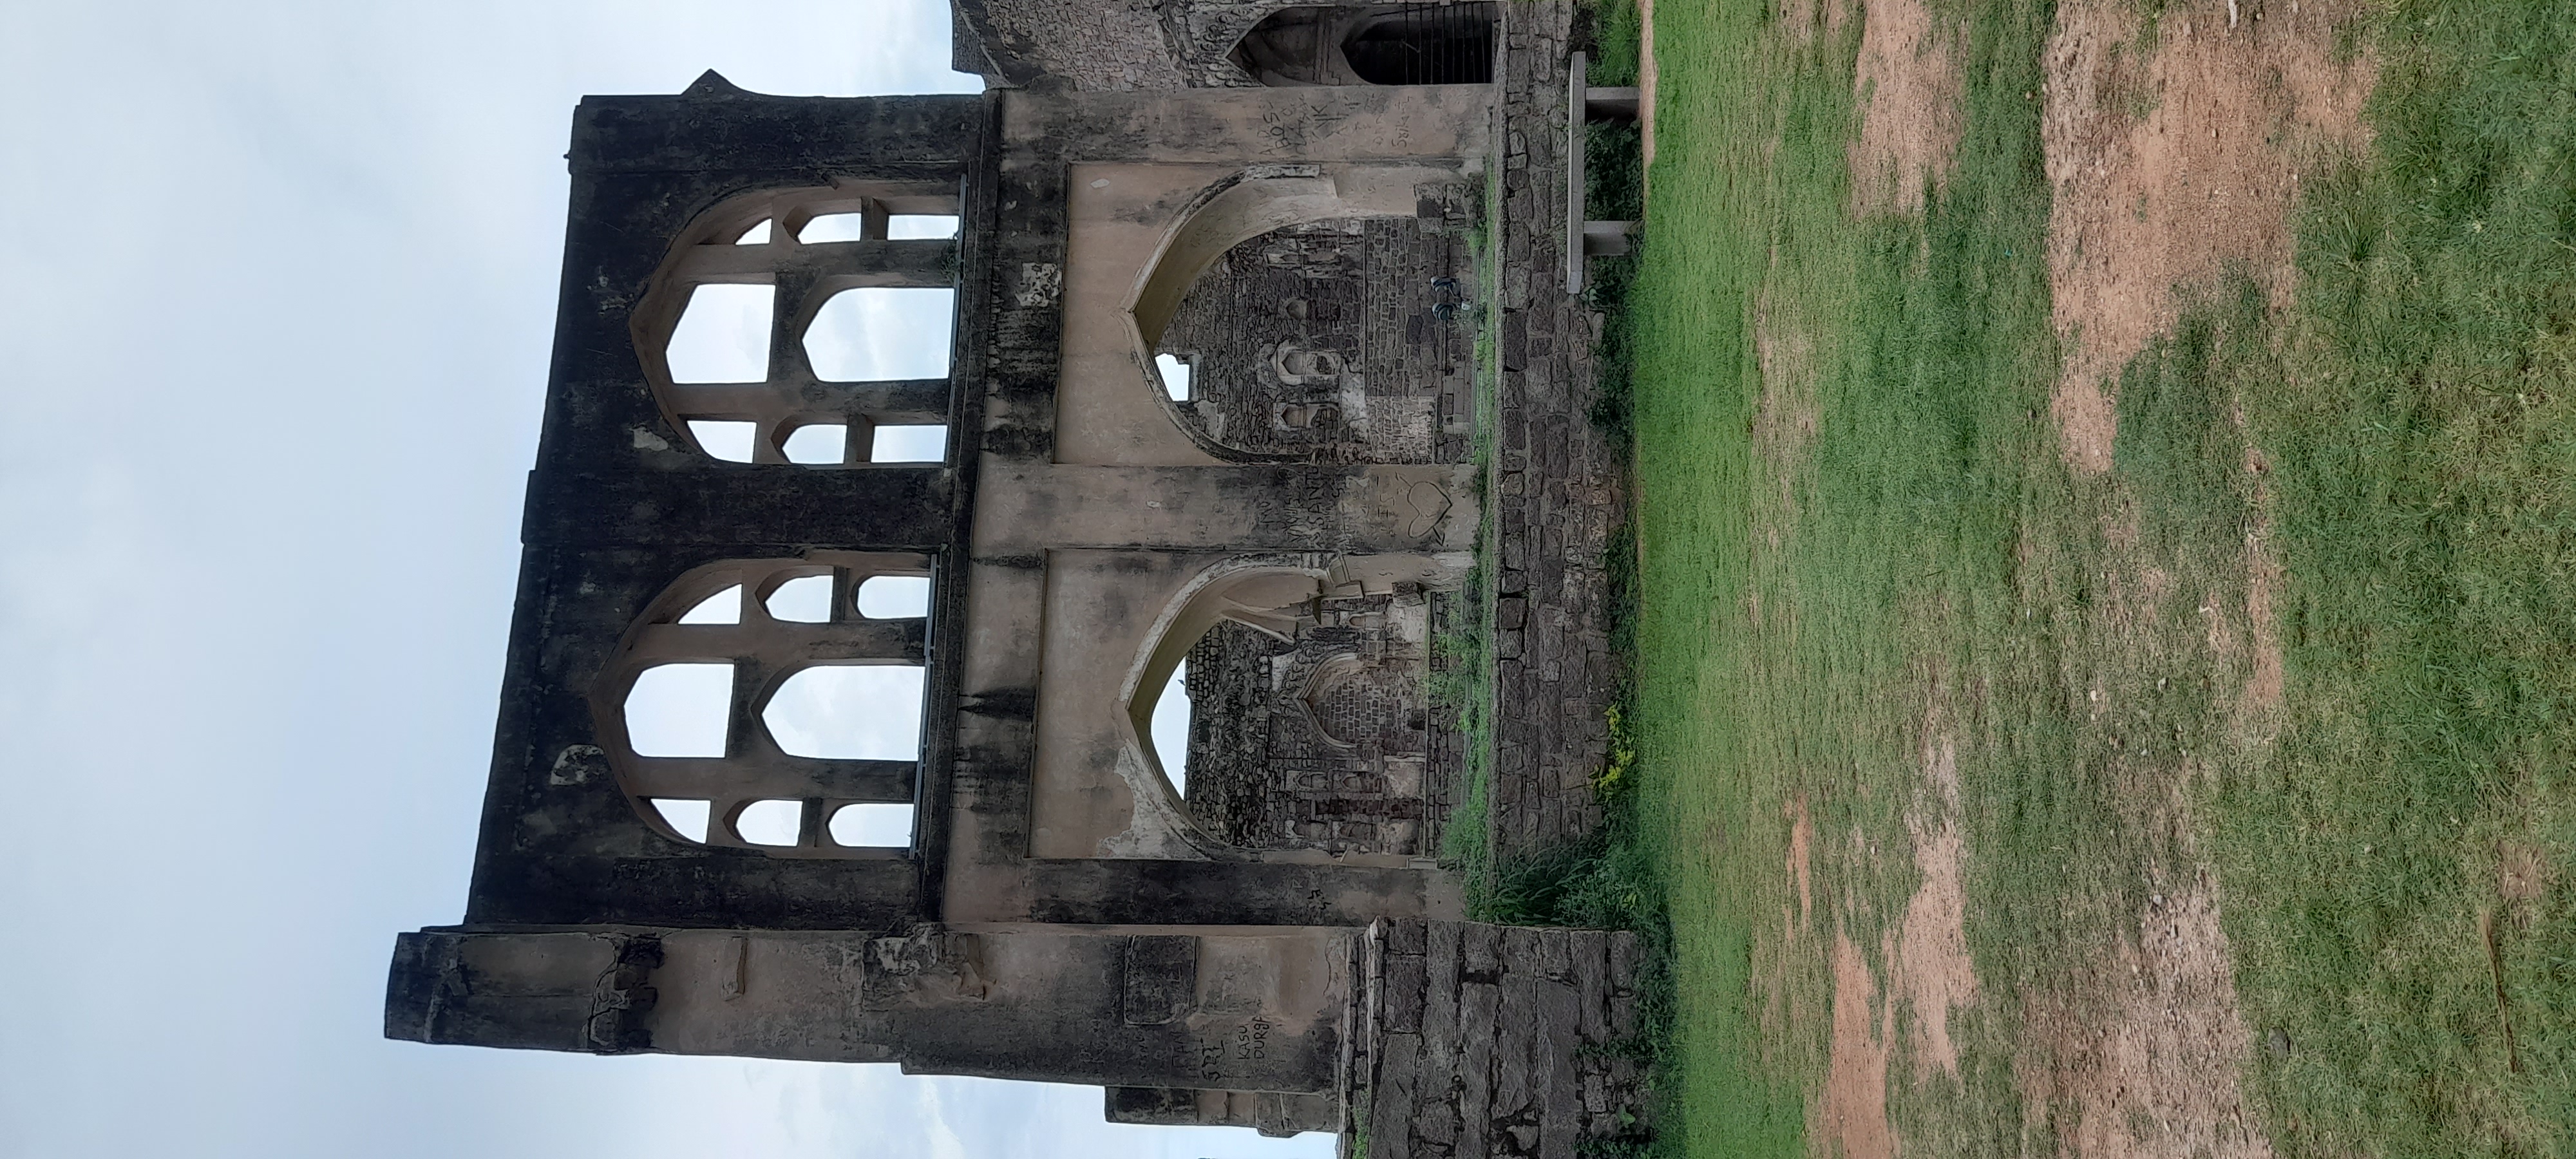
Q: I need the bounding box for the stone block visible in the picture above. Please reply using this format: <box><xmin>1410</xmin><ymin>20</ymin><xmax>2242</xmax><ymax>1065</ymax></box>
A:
<box><xmin>1455</xmin><ymin>981</ymin><xmax>1498</xmax><ymax>1158</ymax></box>
<box><xmin>1537</xmin><ymin>975</ymin><xmax>1582</xmax><ymax>1159</ymax></box>
<box><xmin>1370</xmin><ymin>1033</ymin><xmax>1421</xmax><ymax>1159</ymax></box>
<box><xmin>1493</xmin><ymin>974</ymin><xmax>1542</xmax><ymax>1122</ymax></box>
<box><xmin>1383</xmin><ymin>955</ymin><xmax>1426</xmax><ymax>1035</ymax></box>
<box><xmin>1462</xmin><ymin>923</ymin><xmax>1502</xmax><ymax>978</ymax></box>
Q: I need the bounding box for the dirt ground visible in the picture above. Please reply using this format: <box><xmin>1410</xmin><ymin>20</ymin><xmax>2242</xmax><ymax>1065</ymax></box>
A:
<box><xmin>1794</xmin><ymin>2</ymin><xmax>2374</xmax><ymax>1155</ymax></box>
<box><xmin>1893</xmin><ymin>730</ymin><xmax>1975</xmax><ymax>1079</ymax></box>
<box><xmin>1849</xmin><ymin>0</ymin><xmax>1964</xmax><ymax>214</ymax></box>
<box><xmin>1823</xmin><ymin>932</ymin><xmax>1899</xmax><ymax>1159</ymax></box>
<box><xmin>2023</xmin><ymin>7</ymin><xmax>2374</xmax><ymax>1145</ymax></box>
<box><xmin>2042</xmin><ymin>0</ymin><xmax>2376</xmax><ymax>474</ymax></box>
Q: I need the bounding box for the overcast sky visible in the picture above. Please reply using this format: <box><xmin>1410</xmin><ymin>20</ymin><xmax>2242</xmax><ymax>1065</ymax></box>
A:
<box><xmin>0</xmin><ymin>2</ymin><xmax>1316</xmax><ymax>1155</ymax></box>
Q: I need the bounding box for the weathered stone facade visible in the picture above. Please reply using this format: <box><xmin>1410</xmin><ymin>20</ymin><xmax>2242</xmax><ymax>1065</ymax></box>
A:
<box><xmin>1180</xmin><ymin>591</ymin><xmax>1464</xmax><ymax>858</ymax></box>
<box><xmin>1160</xmin><ymin>211</ymin><xmax>1477</xmax><ymax>465</ymax></box>
<box><xmin>954</xmin><ymin>0</ymin><xmax>1194</xmax><ymax>91</ymax></box>
<box><xmin>386</xmin><ymin>0</ymin><xmax>1640</xmax><ymax>1149</ymax></box>
<box><xmin>956</xmin><ymin>0</ymin><xmax>1501</xmax><ymax>92</ymax></box>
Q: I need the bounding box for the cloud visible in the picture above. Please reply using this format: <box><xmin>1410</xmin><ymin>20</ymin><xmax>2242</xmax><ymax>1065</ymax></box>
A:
<box><xmin>0</xmin><ymin>2</ymin><xmax>1334</xmax><ymax>1157</ymax></box>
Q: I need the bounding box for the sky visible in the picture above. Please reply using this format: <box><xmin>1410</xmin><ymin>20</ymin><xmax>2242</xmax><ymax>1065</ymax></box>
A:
<box><xmin>0</xmin><ymin>2</ymin><xmax>1311</xmax><ymax>1156</ymax></box>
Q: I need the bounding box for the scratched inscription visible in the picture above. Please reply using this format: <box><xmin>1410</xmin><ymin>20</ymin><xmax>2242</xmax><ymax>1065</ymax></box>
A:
<box><xmin>1195</xmin><ymin>1018</ymin><xmax>1278</xmax><ymax>1084</ymax></box>
<box><xmin>1235</xmin><ymin>1018</ymin><xmax>1272</xmax><ymax>1062</ymax></box>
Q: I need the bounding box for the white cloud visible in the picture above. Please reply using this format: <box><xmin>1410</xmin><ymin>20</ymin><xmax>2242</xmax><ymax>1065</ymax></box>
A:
<box><xmin>0</xmin><ymin>2</ymin><xmax>1332</xmax><ymax>1157</ymax></box>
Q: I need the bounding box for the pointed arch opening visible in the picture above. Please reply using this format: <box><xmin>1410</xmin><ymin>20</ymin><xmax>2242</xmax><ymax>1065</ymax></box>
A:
<box><xmin>630</xmin><ymin>184</ymin><xmax>960</xmax><ymax>467</ymax></box>
<box><xmin>589</xmin><ymin>554</ymin><xmax>934</xmax><ymax>858</ymax></box>
<box><xmin>1230</xmin><ymin>5</ymin><xmax>1497</xmax><ymax>88</ymax></box>
<box><xmin>1121</xmin><ymin>165</ymin><xmax>1477</xmax><ymax>466</ymax></box>
<box><xmin>1119</xmin><ymin>554</ymin><xmax>1469</xmax><ymax>856</ymax></box>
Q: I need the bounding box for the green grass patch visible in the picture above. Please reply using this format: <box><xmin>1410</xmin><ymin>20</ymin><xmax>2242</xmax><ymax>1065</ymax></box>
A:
<box><xmin>2202</xmin><ymin>4</ymin><xmax>2576</xmax><ymax>1151</ymax></box>
<box><xmin>1611</xmin><ymin>0</ymin><xmax>2576</xmax><ymax>1156</ymax></box>
<box><xmin>1615</xmin><ymin>0</ymin><xmax>2141</xmax><ymax>1154</ymax></box>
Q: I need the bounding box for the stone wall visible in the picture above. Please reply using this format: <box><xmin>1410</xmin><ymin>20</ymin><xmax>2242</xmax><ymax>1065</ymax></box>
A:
<box><xmin>1347</xmin><ymin>919</ymin><xmax>1653</xmax><ymax>1158</ymax></box>
<box><xmin>958</xmin><ymin>0</ymin><xmax>1502</xmax><ymax>91</ymax></box>
<box><xmin>1484</xmin><ymin>0</ymin><xmax>1623</xmax><ymax>860</ymax></box>
<box><xmin>1103</xmin><ymin>1084</ymin><xmax>1339</xmax><ymax>1137</ymax></box>
<box><xmin>960</xmin><ymin>0</ymin><xmax>1620</xmax><ymax>863</ymax></box>
<box><xmin>1180</xmin><ymin>590</ymin><xmax>1464</xmax><ymax>857</ymax></box>
<box><xmin>957</xmin><ymin>0</ymin><xmax>1291</xmax><ymax>91</ymax></box>
<box><xmin>956</xmin><ymin>0</ymin><xmax>1193</xmax><ymax>90</ymax></box>
<box><xmin>1160</xmin><ymin>210</ymin><xmax>1477</xmax><ymax>465</ymax></box>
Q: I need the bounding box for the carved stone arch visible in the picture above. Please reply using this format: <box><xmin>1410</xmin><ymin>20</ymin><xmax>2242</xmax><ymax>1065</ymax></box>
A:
<box><xmin>1115</xmin><ymin>552</ymin><xmax>1468</xmax><ymax>856</ymax></box>
<box><xmin>1227</xmin><ymin>4</ymin><xmax>1499</xmax><ymax>88</ymax></box>
<box><xmin>1116</xmin><ymin>558</ymin><xmax>1336</xmax><ymax>857</ymax></box>
<box><xmin>1294</xmin><ymin>650</ymin><xmax>1429</xmax><ymax>754</ymax></box>
<box><xmin>1125</xmin><ymin>166</ymin><xmax>1474</xmax><ymax>464</ymax></box>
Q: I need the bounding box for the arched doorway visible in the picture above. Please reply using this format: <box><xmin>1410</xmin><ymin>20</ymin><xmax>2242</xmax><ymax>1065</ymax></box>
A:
<box><xmin>1155</xmin><ymin>216</ymin><xmax>1474</xmax><ymax>464</ymax></box>
<box><xmin>1121</xmin><ymin>556</ymin><xmax>1466</xmax><ymax>856</ymax></box>
<box><xmin>1229</xmin><ymin>5</ymin><xmax>1498</xmax><ymax>87</ymax></box>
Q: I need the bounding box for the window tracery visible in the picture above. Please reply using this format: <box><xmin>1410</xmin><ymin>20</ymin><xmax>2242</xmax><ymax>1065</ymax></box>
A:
<box><xmin>591</xmin><ymin>554</ymin><xmax>933</xmax><ymax>855</ymax></box>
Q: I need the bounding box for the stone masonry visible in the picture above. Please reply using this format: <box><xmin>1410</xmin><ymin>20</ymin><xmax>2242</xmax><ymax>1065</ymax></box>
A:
<box><xmin>1486</xmin><ymin>0</ymin><xmax>1624</xmax><ymax>860</ymax></box>
<box><xmin>388</xmin><ymin>4</ymin><xmax>1647</xmax><ymax>1152</ymax></box>
<box><xmin>958</xmin><ymin>1</ymin><xmax>1502</xmax><ymax>92</ymax></box>
<box><xmin>962</xmin><ymin>0</ymin><xmax>1622</xmax><ymax>862</ymax></box>
<box><xmin>1180</xmin><ymin>594</ymin><xmax>1465</xmax><ymax>858</ymax></box>
<box><xmin>1347</xmin><ymin>919</ymin><xmax>1654</xmax><ymax>1158</ymax></box>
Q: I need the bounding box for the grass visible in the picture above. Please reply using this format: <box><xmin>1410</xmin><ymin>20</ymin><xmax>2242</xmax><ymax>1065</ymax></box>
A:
<box><xmin>2207</xmin><ymin>5</ymin><xmax>2576</xmax><ymax>1149</ymax></box>
<box><xmin>1610</xmin><ymin>0</ymin><xmax>2072</xmax><ymax>1153</ymax></box>
<box><xmin>1597</xmin><ymin>0</ymin><xmax>2576</xmax><ymax>1156</ymax></box>
<box><xmin>1434</xmin><ymin>139</ymin><xmax>1510</xmax><ymax>888</ymax></box>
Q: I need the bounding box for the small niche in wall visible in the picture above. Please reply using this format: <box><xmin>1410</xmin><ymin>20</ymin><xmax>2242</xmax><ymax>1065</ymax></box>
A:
<box><xmin>733</xmin><ymin>799</ymin><xmax>803</xmax><ymax>846</ymax></box>
<box><xmin>649</xmin><ymin>798</ymin><xmax>712</xmax><ymax>843</ymax></box>
<box><xmin>686</xmin><ymin>420</ymin><xmax>759</xmax><ymax>463</ymax></box>
<box><xmin>624</xmin><ymin>663</ymin><xmax>735</xmax><ymax>758</ymax></box>
<box><xmin>869</xmin><ymin>424</ymin><xmax>947</xmax><ymax>463</ymax></box>
<box><xmin>854</xmin><ymin>575</ymin><xmax>930</xmax><ymax>619</ymax></box>
<box><xmin>762</xmin><ymin>666</ymin><xmax>924</xmax><ymax>760</ymax></box>
<box><xmin>803</xmin><ymin>288</ymin><xmax>954</xmax><ymax>382</ymax></box>
<box><xmin>665</xmin><ymin>283</ymin><xmax>773</xmax><ymax>384</ymax></box>
<box><xmin>828</xmin><ymin>802</ymin><xmax>915</xmax><ymax>848</ymax></box>
<box><xmin>1155</xmin><ymin>353</ymin><xmax>1193</xmax><ymax>401</ymax></box>
<box><xmin>762</xmin><ymin>575</ymin><xmax>833</xmax><ymax>623</ymax></box>
<box><xmin>1343</xmin><ymin>8</ymin><xmax>1496</xmax><ymax>85</ymax></box>
<box><xmin>780</xmin><ymin>423</ymin><xmax>847</xmax><ymax>464</ymax></box>
<box><xmin>675</xmin><ymin>585</ymin><xmax>743</xmax><ymax>625</ymax></box>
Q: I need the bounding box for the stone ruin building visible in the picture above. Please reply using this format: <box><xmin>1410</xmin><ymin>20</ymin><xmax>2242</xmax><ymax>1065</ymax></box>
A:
<box><xmin>385</xmin><ymin>3</ymin><xmax>1645</xmax><ymax>1154</ymax></box>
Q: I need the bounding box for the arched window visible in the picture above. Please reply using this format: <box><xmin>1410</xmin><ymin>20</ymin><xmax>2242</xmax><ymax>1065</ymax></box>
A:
<box><xmin>1152</xmin><ymin>215</ymin><xmax>1475</xmax><ymax>464</ymax></box>
<box><xmin>630</xmin><ymin>185</ymin><xmax>961</xmax><ymax>466</ymax></box>
<box><xmin>1124</xmin><ymin>556</ymin><xmax>1463</xmax><ymax>856</ymax></box>
<box><xmin>1229</xmin><ymin>5</ymin><xmax>1497</xmax><ymax>88</ymax></box>
<box><xmin>592</xmin><ymin>555</ymin><xmax>934</xmax><ymax>855</ymax></box>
